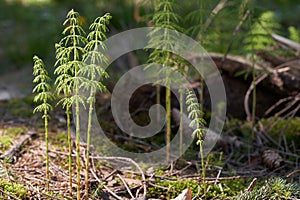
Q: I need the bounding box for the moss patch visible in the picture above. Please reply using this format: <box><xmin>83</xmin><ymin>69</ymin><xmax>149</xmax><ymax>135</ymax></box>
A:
<box><xmin>0</xmin><ymin>126</ymin><xmax>27</xmax><ymax>152</ymax></box>
<box><xmin>260</xmin><ymin>117</ymin><xmax>300</xmax><ymax>147</ymax></box>
<box><xmin>0</xmin><ymin>179</ymin><xmax>27</xmax><ymax>199</ymax></box>
<box><xmin>147</xmin><ymin>178</ymin><xmax>248</xmax><ymax>199</ymax></box>
<box><xmin>236</xmin><ymin>177</ymin><xmax>300</xmax><ymax>200</ymax></box>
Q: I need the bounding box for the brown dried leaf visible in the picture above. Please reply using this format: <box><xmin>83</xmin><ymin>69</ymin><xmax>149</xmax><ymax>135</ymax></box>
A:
<box><xmin>171</xmin><ymin>188</ymin><xmax>192</xmax><ymax>200</ymax></box>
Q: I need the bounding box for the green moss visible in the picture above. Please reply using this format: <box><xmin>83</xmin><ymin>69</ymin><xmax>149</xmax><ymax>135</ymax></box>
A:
<box><xmin>0</xmin><ymin>135</ymin><xmax>13</xmax><ymax>151</ymax></box>
<box><xmin>226</xmin><ymin>117</ymin><xmax>300</xmax><ymax>147</ymax></box>
<box><xmin>236</xmin><ymin>178</ymin><xmax>300</xmax><ymax>200</ymax></box>
<box><xmin>147</xmin><ymin>177</ymin><xmax>248</xmax><ymax>199</ymax></box>
<box><xmin>147</xmin><ymin>179</ymin><xmax>197</xmax><ymax>199</ymax></box>
<box><xmin>5</xmin><ymin>126</ymin><xmax>27</xmax><ymax>137</ymax></box>
<box><xmin>43</xmin><ymin>190</ymin><xmax>65</xmax><ymax>199</ymax></box>
<box><xmin>0</xmin><ymin>179</ymin><xmax>27</xmax><ymax>198</ymax></box>
<box><xmin>49</xmin><ymin>132</ymin><xmax>67</xmax><ymax>147</ymax></box>
<box><xmin>0</xmin><ymin>126</ymin><xmax>27</xmax><ymax>152</ymax></box>
<box><xmin>260</xmin><ymin>117</ymin><xmax>300</xmax><ymax>147</ymax></box>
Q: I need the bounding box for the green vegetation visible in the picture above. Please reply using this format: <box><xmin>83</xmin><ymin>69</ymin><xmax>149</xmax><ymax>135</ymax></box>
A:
<box><xmin>0</xmin><ymin>136</ymin><xmax>13</xmax><ymax>151</ymax></box>
<box><xmin>185</xmin><ymin>89</ymin><xmax>207</xmax><ymax>197</ymax></box>
<box><xmin>29</xmin><ymin>9</ymin><xmax>113</xmax><ymax>199</ymax></box>
<box><xmin>32</xmin><ymin>55</ymin><xmax>54</xmax><ymax>190</ymax></box>
<box><xmin>146</xmin><ymin>0</ymin><xmax>183</xmax><ymax>163</ymax></box>
<box><xmin>260</xmin><ymin>117</ymin><xmax>300</xmax><ymax>148</ymax></box>
<box><xmin>54</xmin><ymin>9</ymin><xmax>87</xmax><ymax>198</ymax></box>
<box><xmin>0</xmin><ymin>125</ymin><xmax>28</xmax><ymax>153</ymax></box>
<box><xmin>244</xmin><ymin>11</ymin><xmax>280</xmax><ymax>53</ymax></box>
<box><xmin>147</xmin><ymin>177</ymin><xmax>247</xmax><ymax>199</ymax></box>
<box><xmin>236</xmin><ymin>178</ymin><xmax>300</xmax><ymax>200</ymax></box>
<box><xmin>0</xmin><ymin>179</ymin><xmax>27</xmax><ymax>199</ymax></box>
<box><xmin>80</xmin><ymin>13</ymin><xmax>111</xmax><ymax>197</ymax></box>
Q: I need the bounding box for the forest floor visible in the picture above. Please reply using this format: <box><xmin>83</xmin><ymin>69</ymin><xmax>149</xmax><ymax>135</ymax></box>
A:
<box><xmin>0</xmin><ymin>94</ymin><xmax>299</xmax><ymax>200</ymax></box>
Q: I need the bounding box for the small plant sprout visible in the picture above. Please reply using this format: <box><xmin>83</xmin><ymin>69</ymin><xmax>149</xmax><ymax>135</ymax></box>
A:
<box><xmin>54</xmin><ymin>9</ymin><xmax>87</xmax><ymax>199</ymax></box>
<box><xmin>185</xmin><ymin>89</ymin><xmax>207</xmax><ymax>198</ymax></box>
<box><xmin>32</xmin><ymin>55</ymin><xmax>55</xmax><ymax>191</ymax></box>
<box><xmin>80</xmin><ymin>13</ymin><xmax>111</xmax><ymax>198</ymax></box>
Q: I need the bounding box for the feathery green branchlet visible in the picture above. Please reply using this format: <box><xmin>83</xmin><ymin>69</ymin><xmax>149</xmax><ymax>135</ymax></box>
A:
<box><xmin>186</xmin><ymin>89</ymin><xmax>206</xmax><ymax>143</ymax></box>
<box><xmin>185</xmin><ymin>89</ymin><xmax>207</xmax><ymax>198</ymax></box>
<box><xmin>54</xmin><ymin>9</ymin><xmax>87</xmax><ymax>199</ymax></box>
<box><xmin>32</xmin><ymin>55</ymin><xmax>54</xmax><ymax>191</ymax></box>
<box><xmin>80</xmin><ymin>13</ymin><xmax>111</xmax><ymax>198</ymax></box>
<box><xmin>244</xmin><ymin>11</ymin><xmax>280</xmax><ymax>53</ymax></box>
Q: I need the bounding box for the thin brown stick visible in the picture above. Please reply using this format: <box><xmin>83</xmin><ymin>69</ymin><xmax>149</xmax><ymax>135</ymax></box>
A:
<box><xmin>264</xmin><ymin>96</ymin><xmax>294</xmax><ymax>116</ymax></box>
<box><xmin>246</xmin><ymin>178</ymin><xmax>257</xmax><ymax>192</ymax></box>
<box><xmin>103</xmin><ymin>169</ymin><xmax>118</xmax><ymax>181</ymax></box>
<box><xmin>117</xmin><ymin>174</ymin><xmax>134</xmax><ymax>199</ymax></box>
<box><xmin>286</xmin><ymin>169</ymin><xmax>300</xmax><ymax>177</ymax></box>
<box><xmin>274</xmin><ymin>97</ymin><xmax>300</xmax><ymax>117</ymax></box>
<box><xmin>244</xmin><ymin>73</ymin><xmax>268</xmax><ymax>121</ymax></box>
<box><xmin>203</xmin><ymin>0</ymin><xmax>228</xmax><ymax>31</ymax></box>
<box><xmin>90</xmin><ymin>169</ymin><xmax>123</xmax><ymax>200</ymax></box>
<box><xmin>90</xmin><ymin>156</ymin><xmax>147</xmax><ymax>197</ymax></box>
<box><xmin>282</xmin><ymin>103</ymin><xmax>300</xmax><ymax>119</ymax></box>
<box><xmin>224</xmin><ymin>9</ymin><xmax>251</xmax><ymax>59</ymax></box>
<box><xmin>244</xmin><ymin>59</ymin><xmax>299</xmax><ymax>121</ymax></box>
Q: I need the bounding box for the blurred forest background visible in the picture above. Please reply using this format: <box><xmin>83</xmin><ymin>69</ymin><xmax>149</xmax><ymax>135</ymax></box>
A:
<box><xmin>0</xmin><ymin>0</ymin><xmax>299</xmax><ymax>105</ymax></box>
<box><xmin>0</xmin><ymin>0</ymin><xmax>300</xmax><ymax>115</ymax></box>
<box><xmin>0</xmin><ymin>0</ymin><xmax>299</xmax><ymax>73</ymax></box>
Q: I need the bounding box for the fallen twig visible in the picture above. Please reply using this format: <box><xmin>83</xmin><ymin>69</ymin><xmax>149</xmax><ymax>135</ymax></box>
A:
<box><xmin>0</xmin><ymin>131</ymin><xmax>36</xmax><ymax>161</ymax></box>
<box><xmin>286</xmin><ymin>169</ymin><xmax>300</xmax><ymax>177</ymax></box>
<box><xmin>117</xmin><ymin>174</ymin><xmax>135</xmax><ymax>199</ymax></box>
<box><xmin>90</xmin><ymin>168</ymin><xmax>123</xmax><ymax>200</ymax></box>
<box><xmin>90</xmin><ymin>156</ymin><xmax>147</xmax><ymax>197</ymax></box>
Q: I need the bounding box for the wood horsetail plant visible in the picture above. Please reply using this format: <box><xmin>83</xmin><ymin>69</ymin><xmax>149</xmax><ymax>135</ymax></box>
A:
<box><xmin>243</xmin><ymin>10</ymin><xmax>280</xmax><ymax>140</ymax></box>
<box><xmin>80</xmin><ymin>13</ymin><xmax>111</xmax><ymax>198</ymax></box>
<box><xmin>32</xmin><ymin>55</ymin><xmax>55</xmax><ymax>191</ymax></box>
<box><xmin>54</xmin><ymin>9</ymin><xmax>87</xmax><ymax>199</ymax></box>
<box><xmin>185</xmin><ymin>89</ymin><xmax>207</xmax><ymax>198</ymax></box>
<box><xmin>146</xmin><ymin>0</ymin><xmax>184</xmax><ymax>163</ymax></box>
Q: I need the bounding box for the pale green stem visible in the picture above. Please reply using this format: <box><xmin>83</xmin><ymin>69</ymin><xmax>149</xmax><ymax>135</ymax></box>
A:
<box><xmin>66</xmin><ymin>107</ymin><xmax>73</xmax><ymax>196</ymax></box>
<box><xmin>44</xmin><ymin>105</ymin><xmax>49</xmax><ymax>191</ymax></box>
<box><xmin>197</xmin><ymin>0</ymin><xmax>204</xmax><ymax>118</ymax></box>
<box><xmin>166</xmin><ymin>84</ymin><xmax>171</xmax><ymax>164</ymax></box>
<box><xmin>251</xmin><ymin>39</ymin><xmax>256</xmax><ymax>140</ymax></box>
<box><xmin>156</xmin><ymin>85</ymin><xmax>161</xmax><ymax>123</ymax></box>
<box><xmin>75</xmin><ymin>86</ymin><xmax>81</xmax><ymax>200</ymax></box>
<box><xmin>164</xmin><ymin>2</ymin><xmax>171</xmax><ymax>164</ymax></box>
<box><xmin>85</xmin><ymin>88</ymin><xmax>95</xmax><ymax>199</ymax></box>
<box><xmin>199</xmin><ymin>80</ymin><xmax>204</xmax><ymax>118</ymax></box>
<box><xmin>199</xmin><ymin>140</ymin><xmax>206</xmax><ymax>199</ymax></box>
<box><xmin>179</xmin><ymin>88</ymin><xmax>183</xmax><ymax>156</ymax></box>
<box><xmin>70</xmin><ymin>24</ymin><xmax>82</xmax><ymax>200</ymax></box>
